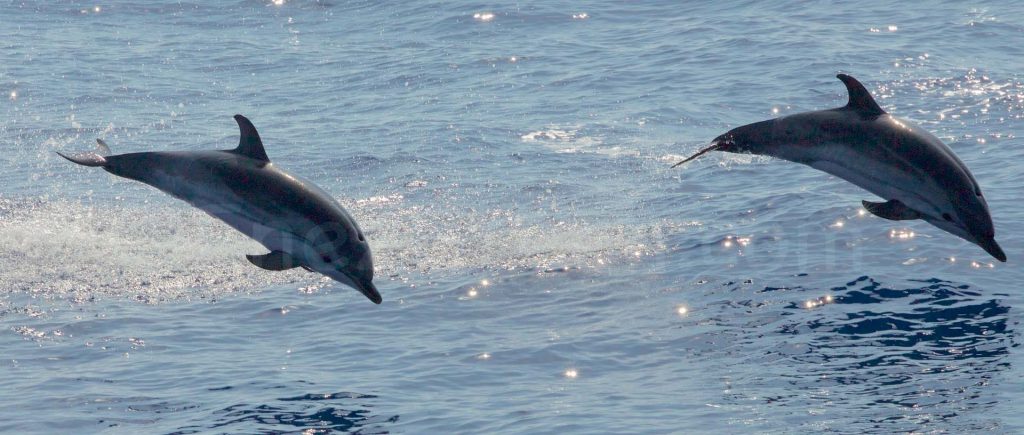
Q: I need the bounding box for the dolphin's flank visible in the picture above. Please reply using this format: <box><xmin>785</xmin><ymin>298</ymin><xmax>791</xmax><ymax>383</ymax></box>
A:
<box><xmin>58</xmin><ymin>115</ymin><xmax>383</xmax><ymax>303</ymax></box>
<box><xmin>674</xmin><ymin>74</ymin><xmax>1005</xmax><ymax>262</ymax></box>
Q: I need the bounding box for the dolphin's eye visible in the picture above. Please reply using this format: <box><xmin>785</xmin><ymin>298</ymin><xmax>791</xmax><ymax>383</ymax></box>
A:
<box><xmin>358</xmin><ymin>232</ymin><xmax>365</xmax><ymax>242</ymax></box>
<box><xmin>942</xmin><ymin>213</ymin><xmax>953</xmax><ymax>222</ymax></box>
<box><xmin>322</xmin><ymin>254</ymin><xmax>332</xmax><ymax>262</ymax></box>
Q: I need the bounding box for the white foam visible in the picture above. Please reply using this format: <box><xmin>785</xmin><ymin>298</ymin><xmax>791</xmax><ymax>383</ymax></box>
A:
<box><xmin>0</xmin><ymin>195</ymin><xmax>676</xmax><ymax>303</ymax></box>
<box><xmin>521</xmin><ymin>126</ymin><xmax>605</xmax><ymax>154</ymax></box>
<box><xmin>0</xmin><ymin>198</ymin><xmax>306</xmax><ymax>303</ymax></box>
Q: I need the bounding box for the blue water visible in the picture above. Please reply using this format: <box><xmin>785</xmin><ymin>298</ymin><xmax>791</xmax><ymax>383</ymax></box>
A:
<box><xmin>2</xmin><ymin>1</ymin><xmax>1023</xmax><ymax>433</ymax></box>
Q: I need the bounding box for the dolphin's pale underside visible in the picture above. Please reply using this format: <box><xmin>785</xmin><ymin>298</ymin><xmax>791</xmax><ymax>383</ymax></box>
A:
<box><xmin>675</xmin><ymin>74</ymin><xmax>1005</xmax><ymax>262</ymax></box>
<box><xmin>58</xmin><ymin>115</ymin><xmax>382</xmax><ymax>303</ymax></box>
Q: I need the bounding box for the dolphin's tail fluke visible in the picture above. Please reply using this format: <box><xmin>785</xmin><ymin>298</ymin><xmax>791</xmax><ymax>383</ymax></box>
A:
<box><xmin>57</xmin><ymin>139</ymin><xmax>111</xmax><ymax>167</ymax></box>
<box><xmin>671</xmin><ymin>142</ymin><xmax>723</xmax><ymax>168</ymax></box>
<box><xmin>94</xmin><ymin>138</ymin><xmax>111</xmax><ymax>156</ymax></box>
<box><xmin>57</xmin><ymin>151</ymin><xmax>107</xmax><ymax>167</ymax></box>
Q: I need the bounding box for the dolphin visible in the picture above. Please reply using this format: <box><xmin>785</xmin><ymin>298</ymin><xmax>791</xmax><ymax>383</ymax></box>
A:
<box><xmin>674</xmin><ymin>74</ymin><xmax>1005</xmax><ymax>262</ymax></box>
<box><xmin>58</xmin><ymin>115</ymin><xmax>382</xmax><ymax>303</ymax></box>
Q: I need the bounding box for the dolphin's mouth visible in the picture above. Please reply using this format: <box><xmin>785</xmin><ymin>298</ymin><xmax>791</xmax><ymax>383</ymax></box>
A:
<box><xmin>355</xmin><ymin>280</ymin><xmax>383</xmax><ymax>304</ymax></box>
<box><xmin>316</xmin><ymin>264</ymin><xmax>382</xmax><ymax>304</ymax></box>
<box><xmin>976</xmin><ymin>237</ymin><xmax>1007</xmax><ymax>262</ymax></box>
<box><xmin>336</xmin><ymin>269</ymin><xmax>381</xmax><ymax>304</ymax></box>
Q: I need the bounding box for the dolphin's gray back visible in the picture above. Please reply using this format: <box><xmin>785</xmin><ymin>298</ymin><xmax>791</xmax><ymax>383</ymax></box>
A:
<box><xmin>768</xmin><ymin>110</ymin><xmax>981</xmax><ymax>204</ymax></box>
<box><xmin>103</xmin><ymin>150</ymin><xmax>364</xmax><ymax>251</ymax></box>
<box><xmin>57</xmin><ymin>114</ymin><xmax>382</xmax><ymax>302</ymax></box>
<box><xmin>689</xmin><ymin>74</ymin><xmax>1003</xmax><ymax>261</ymax></box>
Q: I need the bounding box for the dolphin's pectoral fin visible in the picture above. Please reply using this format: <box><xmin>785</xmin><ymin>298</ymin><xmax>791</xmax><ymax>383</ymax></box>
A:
<box><xmin>837</xmin><ymin>74</ymin><xmax>886</xmax><ymax>116</ymax></box>
<box><xmin>246</xmin><ymin>250</ymin><xmax>302</xmax><ymax>271</ymax></box>
<box><xmin>862</xmin><ymin>199</ymin><xmax>922</xmax><ymax>221</ymax></box>
<box><xmin>230</xmin><ymin>114</ymin><xmax>270</xmax><ymax>163</ymax></box>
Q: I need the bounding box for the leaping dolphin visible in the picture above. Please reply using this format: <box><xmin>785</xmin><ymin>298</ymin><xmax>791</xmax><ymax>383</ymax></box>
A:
<box><xmin>58</xmin><ymin>115</ymin><xmax>382</xmax><ymax>303</ymax></box>
<box><xmin>674</xmin><ymin>74</ymin><xmax>1005</xmax><ymax>262</ymax></box>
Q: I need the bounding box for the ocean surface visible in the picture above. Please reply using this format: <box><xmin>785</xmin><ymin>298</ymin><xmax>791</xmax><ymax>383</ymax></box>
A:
<box><xmin>2</xmin><ymin>1</ymin><xmax>1023</xmax><ymax>433</ymax></box>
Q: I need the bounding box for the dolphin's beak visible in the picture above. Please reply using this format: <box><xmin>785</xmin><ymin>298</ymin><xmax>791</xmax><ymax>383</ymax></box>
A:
<box><xmin>354</xmin><ymin>280</ymin><xmax>383</xmax><ymax>304</ymax></box>
<box><xmin>322</xmin><ymin>266</ymin><xmax>382</xmax><ymax>304</ymax></box>
<box><xmin>976</xmin><ymin>237</ymin><xmax>1007</xmax><ymax>262</ymax></box>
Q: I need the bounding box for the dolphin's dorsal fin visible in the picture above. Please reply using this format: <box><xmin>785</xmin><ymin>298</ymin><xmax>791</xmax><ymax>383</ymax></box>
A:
<box><xmin>231</xmin><ymin>114</ymin><xmax>270</xmax><ymax>163</ymax></box>
<box><xmin>862</xmin><ymin>199</ymin><xmax>921</xmax><ymax>221</ymax></box>
<box><xmin>246</xmin><ymin>250</ymin><xmax>302</xmax><ymax>271</ymax></box>
<box><xmin>837</xmin><ymin>74</ymin><xmax>885</xmax><ymax>115</ymax></box>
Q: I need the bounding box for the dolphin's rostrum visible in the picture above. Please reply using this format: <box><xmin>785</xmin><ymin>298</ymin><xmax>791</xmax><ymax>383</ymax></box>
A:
<box><xmin>674</xmin><ymin>74</ymin><xmax>1005</xmax><ymax>262</ymax></box>
<box><xmin>58</xmin><ymin>115</ymin><xmax>382</xmax><ymax>303</ymax></box>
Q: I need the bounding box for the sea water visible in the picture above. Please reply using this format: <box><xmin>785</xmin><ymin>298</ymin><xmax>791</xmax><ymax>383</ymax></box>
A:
<box><xmin>2</xmin><ymin>1</ymin><xmax>1023</xmax><ymax>433</ymax></box>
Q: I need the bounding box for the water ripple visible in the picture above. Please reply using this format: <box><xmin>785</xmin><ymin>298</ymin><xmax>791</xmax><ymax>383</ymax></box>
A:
<box><xmin>173</xmin><ymin>390</ymin><xmax>398</xmax><ymax>434</ymax></box>
<box><xmin>704</xmin><ymin>276</ymin><xmax>1011</xmax><ymax>432</ymax></box>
